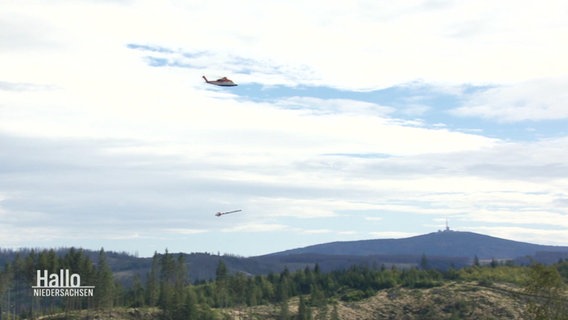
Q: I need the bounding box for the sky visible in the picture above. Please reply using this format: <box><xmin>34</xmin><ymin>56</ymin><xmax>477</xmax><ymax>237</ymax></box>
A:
<box><xmin>1</xmin><ymin>0</ymin><xmax>568</xmax><ymax>257</ymax></box>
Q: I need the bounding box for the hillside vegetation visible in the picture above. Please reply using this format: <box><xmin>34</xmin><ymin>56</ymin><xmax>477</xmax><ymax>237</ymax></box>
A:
<box><xmin>28</xmin><ymin>282</ymin><xmax>561</xmax><ymax>320</ymax></box>
<box><xmin>223</xmin><ymin>282</ymin><xmax>527</xmax><ymax>319</ymax></box>
<box><xmin>1</xmin><ymin>248</ymin><xmax>568</xmax><ymax>319</ymax></box>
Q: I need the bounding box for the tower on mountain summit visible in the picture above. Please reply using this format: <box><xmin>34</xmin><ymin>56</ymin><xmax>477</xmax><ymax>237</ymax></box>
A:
<box><xmin>438</xmin><ymin>218</ymin><xmax>452</xmax><ymax>233</ymax></box>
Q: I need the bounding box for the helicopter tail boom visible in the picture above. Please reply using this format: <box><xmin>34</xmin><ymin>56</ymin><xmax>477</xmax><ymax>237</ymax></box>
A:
<box><xmin>215</xmin><ymin>209</ymin><xmax>242</xmax><ymax>217</ymax></box>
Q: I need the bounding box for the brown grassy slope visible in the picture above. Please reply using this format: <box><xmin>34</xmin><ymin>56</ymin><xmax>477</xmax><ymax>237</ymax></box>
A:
<box><xmin>36</xmin><ymin>282</ymin><xmax>527</xmax><ymax>320</ymax></box>
<box><xmin>333</xmin><ymin>282</ymin><xmax>524</xmax><ymax>320</ymax></box>
<box><xmin>224</xmin><ymin>282</ymin><xmax>526</xmax><ymax>320</ymax></box>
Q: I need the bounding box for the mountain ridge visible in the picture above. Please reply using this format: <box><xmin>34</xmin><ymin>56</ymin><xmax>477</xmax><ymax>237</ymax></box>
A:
<box><xmin>2</xmin><ymin>230</ymin><xmax>568</xmax><ymax>282</ymax></box>
<box><xmin>260</xmin><ymin>230</ymin><xmax>568</xmax><ymax>260</ymax></box>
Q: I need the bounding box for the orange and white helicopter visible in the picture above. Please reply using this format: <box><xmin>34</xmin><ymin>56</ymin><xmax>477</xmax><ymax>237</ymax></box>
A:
<box><xmin>202</xmin><ymin>75</ymin><xmax>238</xmax><ymax>87</ymax></box>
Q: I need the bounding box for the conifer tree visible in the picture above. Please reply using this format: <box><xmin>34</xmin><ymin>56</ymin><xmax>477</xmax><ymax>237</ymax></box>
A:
<box><xmin>215</xmin><ymin>259</ymin><xmax>228</xmax><ymax>281</ymax></box>
<box><xmin>171</xmin><ymin>254</ymin><xmax>188</xmax><ymax>319</ymax></box>
<box><xmin>420</xmin><ymin>253</ymin><xmax>429</xmax><ymax>270</ymax></box>
<box><xmin>298</xmin><ymin>295</ymin><xmax>312</xmax><ymax>320</ymax></box>
<box><xmin>279</xmin><ymin>297</ymin><xmax>289</xmax><ymax>320</ymax></box>
<box><xmin>310</xmin><ymin>284</ymin><xmax>325</xmax><ymax>307</ymax></box>
<box><xmin>182</xmin><ymin>287</ymin><xmax>198</xmax><ymax>319</ymax></box>
<box><xmin>473</xmin><ymin>255</ymin><xmax>480</xmax><ymax>267</ymax></box>
<box><xmin>129</xmin><ymin>274</ymin><xmax>145</xmax><ymax>307</ymax></box>
<box><xmin>214</xmin><ymin>259</ymin><xmax>230</xmax><ymax>307</ymax></box>
<box><xmin>94</xmin><ymin>248</ymin><xmax>115</xmax><ymax>309</ymax></box>
<box><xmin>158</xmin><ymin>250</ymin><xmax>175</xmax><ymax>312</ymax></box>
<box><xmin>145</xmin><ymin>251</ymin><xmax>160</xmax><ymax>306</ymax></box>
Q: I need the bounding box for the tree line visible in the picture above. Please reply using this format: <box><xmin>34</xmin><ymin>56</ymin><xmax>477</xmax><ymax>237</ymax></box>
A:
<box><xmin>1</xmin><ymin>248</ymin><xmax>567</xmax><ymax>319</ymax></box>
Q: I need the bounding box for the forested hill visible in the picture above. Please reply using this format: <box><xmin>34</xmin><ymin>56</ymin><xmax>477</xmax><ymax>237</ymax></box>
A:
<box><xmin>2</xmin><ymin>246</ymin><xmax>567</xmax><ymax>319</ymax></box>
<box><xmin>2</xmin><ymin>231</ymin><xmax>568</xmax><ymax>283</ymax></box>
<box><xmin>263</xmin><ymin>230</ymin><xmax>568</xmax><ymax>260</ymax></box>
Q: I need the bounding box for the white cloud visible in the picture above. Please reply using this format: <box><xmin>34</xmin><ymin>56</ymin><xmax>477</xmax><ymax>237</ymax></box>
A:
<box><xmin>301</xmin><ymin>229</ymin><xmax>332</xmax><ymax>235</ymax></box>
<box><xmin>453</xmin><ymin>78</ymin><xmax>568</xmax><ymax>122</ymax></box>
<box><xmin>468</xmin><ymin>226</ymin><xmax>568</xmax><ymax>246</ymax></box>
<box><xmin>2</xmin><ymin>0</ymin><xmax>568</xmax><ymax>255</ymax></box>
<box><xmin>275</xmin><ymin>96</ymin><xmax>395</xmax><ymax>116</ymax></box>
<box><xmin>2</xmin><ymin>1</ymin><xmax>568</xmax><ymax>90</ymax></box>
<box><xmin>166</xmin><ymin>228</ymin><xmax>209</xmax><ymax>235</ymax></box>
<box><xmin>463</xmin><ymin>209</ymin><xmax>568</xmax><ymax>227</ymax></box>
<box><xmin>221</xmin><ymin>223</ymin><xmax>289</xmax><ymax>233</ymax></box>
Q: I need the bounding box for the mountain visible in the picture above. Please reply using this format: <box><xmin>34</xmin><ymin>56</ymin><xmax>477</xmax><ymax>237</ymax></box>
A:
<box><xmin>2</xmin><ymin>230</ymin><xmax>568</xmax><ymax>283</ymax></box>
<box><xmin>261</xmin><ymin>230</ymin><xmax>568</xmax><ymax>261</ymax></box>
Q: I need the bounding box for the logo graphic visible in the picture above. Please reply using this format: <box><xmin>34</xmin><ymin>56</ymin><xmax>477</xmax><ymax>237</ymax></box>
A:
<box><xmin>32</xmin><ymin>269</ymin><xmax>95</xmax><ymax>297</ymax></box>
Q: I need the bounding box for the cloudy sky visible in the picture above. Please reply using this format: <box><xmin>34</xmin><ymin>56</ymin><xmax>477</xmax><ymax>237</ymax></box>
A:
<box><xmin>1</xmin><ymin>0</ymin><xmax>567</xmax><ymax>257</ymax></box>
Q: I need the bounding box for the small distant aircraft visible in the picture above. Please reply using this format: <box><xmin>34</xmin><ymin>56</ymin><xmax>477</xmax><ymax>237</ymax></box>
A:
<box><xmin>215</xmin><ymin>209</ymin><xmax>242</xmax><ymax>217</ymax></box>
<box><xmin>202</xmin><ymin>75</ymin><xmax>238</xmax><ymax>87</ymax></box>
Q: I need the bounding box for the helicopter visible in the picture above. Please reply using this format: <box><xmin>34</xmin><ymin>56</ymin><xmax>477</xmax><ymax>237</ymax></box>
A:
<box><xmin>202</xmin><ymin>75</ymin><xmax>238</xmax><ymax>87</ymax></box>
<box><xmin>215</xmin><ymin>209</ymin><xmax>242</xmax><ymax>217</ymax></box>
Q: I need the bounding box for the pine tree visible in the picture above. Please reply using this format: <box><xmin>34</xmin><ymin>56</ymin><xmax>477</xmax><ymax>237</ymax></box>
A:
<box><xmin>145</xmin><ymin>251</ymin><xmax>160</xmax><ymax>306</ymax></box>
<box><xmin>171</xmin><ymin>254</ymin><xmax>188</xmax><ymax>319</ymax></box>
<box><xmin>129</xmin><ymin>274</ymin><xmax>145</xmax><ymax>307</ymax></box>
<box><xmin>298</xmin><ymin>295</ymin><xmax>312</xmax><ymax>320</ymax></box>
<box><xmin>245</xmin><ymin>277</ymin><xmax>259</xmax><ymax>306</ymax></box>
<box><xmin>473</xmin><ymin>255</ymin><xmax>480</xmax><ymax>267</ymax></box>
<box><xmin>158</xmin><ymin>250</ymin><xmax>175</xmax><ymax>312</ymax></box>
<box><xmin>279</xmin><ymin>298</ymin><xmax>289</xmax><ymax>320</ymax></box>
<box><xmin>420</xmin><ymin>253</ymin><xmax>429</xmax><ymax>270</ymax></box>
<box><xmin>214</xmin><ymin>259</ymin><xmax>229</xmax><ymax>307</ymax></box>
<box><xmin>215</xmin><ymin>259</ymin><xmax>228</xmax><ymax>281</ymax></box>
<box><xmin>310</xmin><ymin>284</ymin><xmax>325</xmax><ymax>307</ymax></box>
<box><xmin>94</xmin><ymin>248</ymin><xmax>115</xmax><ymax>309</ymax></box>
<box><xmin>183</xmin><ymin>287</ymin><xmax>199</xmax><ymax>319</ymax></box>
<box><xmin>277</xmin><ymin>269</ymin><xmax>291</xmax><ymax>320</ymax></box>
